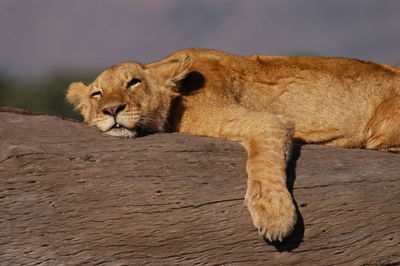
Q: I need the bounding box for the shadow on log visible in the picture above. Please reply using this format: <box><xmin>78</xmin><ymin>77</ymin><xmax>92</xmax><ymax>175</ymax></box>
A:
<box><xmin>1</xmin><ymin>107</ymin><xmax>399</xmax><ymax>265</ymax></box>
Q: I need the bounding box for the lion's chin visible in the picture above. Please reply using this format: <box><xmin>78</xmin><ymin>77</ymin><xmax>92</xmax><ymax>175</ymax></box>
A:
<box><xmin>104</xmin><ymin>127</ymin><xmax>138</xmax><ymax>138</ymax></box>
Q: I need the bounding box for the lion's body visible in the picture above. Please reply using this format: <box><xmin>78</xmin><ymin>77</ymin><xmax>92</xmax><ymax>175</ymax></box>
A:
<box><xmin>152</xmin><ymin>49</ymin><xmax>400</xmax><ymax>150</ymax></box>
<box><xmin>67</xmin><ymin>48</ymin><xmax>400</xmax><ymax>242</ymax></box>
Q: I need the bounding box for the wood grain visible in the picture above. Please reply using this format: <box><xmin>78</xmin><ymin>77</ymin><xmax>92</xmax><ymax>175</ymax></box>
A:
<box><xmin>1</xmin><ymin>109</ymin><xmax>399</xmax><ymax>265</ymax></box>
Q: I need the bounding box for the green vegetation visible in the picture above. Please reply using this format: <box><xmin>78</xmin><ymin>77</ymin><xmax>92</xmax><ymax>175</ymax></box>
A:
<box><xmin>0</xmin><ymin>71</ymin><xmax>96</xmax><ymax>120</ymax></box>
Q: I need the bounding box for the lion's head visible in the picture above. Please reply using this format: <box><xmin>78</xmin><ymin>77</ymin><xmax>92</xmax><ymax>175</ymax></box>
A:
<box><xmin>66</xmin><ymin>57</ymin><xmax>191</xmax><ymax>137</ymax></box>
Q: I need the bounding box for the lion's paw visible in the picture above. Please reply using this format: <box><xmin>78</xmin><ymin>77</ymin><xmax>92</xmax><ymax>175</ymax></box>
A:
<box><xmin>245</xmin><ymin>182</ymin><xmax>297</xmax><ymax>242</ymax></box>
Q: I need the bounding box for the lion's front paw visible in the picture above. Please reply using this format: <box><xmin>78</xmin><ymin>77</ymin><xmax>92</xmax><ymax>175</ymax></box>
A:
<box><xmin>245</xmin><ymin>182</ymin><xmax>297</xmax><ymax>242</ymax></box>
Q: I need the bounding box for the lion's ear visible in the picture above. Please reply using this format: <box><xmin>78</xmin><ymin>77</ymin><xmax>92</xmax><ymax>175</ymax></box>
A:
<box><xmin>66</xmin><ymin>82</ymin><xmax>89</xmax><ymax>109</ymax></box>
<box><xmin>66</xmin><ymin>82</ymin><xmax>92</xmax><ymax>122</ymax></box>
<box><xmin>146</xmin><ymin>55</ymin><xmax>192</xmax><ymax>90</ymax></box>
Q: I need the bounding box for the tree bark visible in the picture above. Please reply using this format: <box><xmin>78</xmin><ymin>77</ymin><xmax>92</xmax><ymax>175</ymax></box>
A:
<box><xmin>1</xmin><ymin>107</ymin><xmax>399</xmax><ymax>265</ymax></box>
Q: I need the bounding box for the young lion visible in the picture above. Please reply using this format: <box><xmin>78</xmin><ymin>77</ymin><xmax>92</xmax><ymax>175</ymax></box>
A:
<box><xmin>66</xmin><ymin>48</ymin><xmax>400</xmax><ymax>242</ymax></box>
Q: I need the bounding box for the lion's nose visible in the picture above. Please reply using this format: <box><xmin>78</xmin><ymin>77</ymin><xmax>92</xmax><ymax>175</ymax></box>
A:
<box><xmin>102</xmin><ymin>104</ymin><xmax>126</xmax><ymax>117</ymax></box>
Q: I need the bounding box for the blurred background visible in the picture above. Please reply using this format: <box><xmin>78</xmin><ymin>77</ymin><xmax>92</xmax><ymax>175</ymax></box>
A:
<box><xmin>1</xmin><ymin>0</ymin><xmax>399</xmax><ymax>120</ymax></box>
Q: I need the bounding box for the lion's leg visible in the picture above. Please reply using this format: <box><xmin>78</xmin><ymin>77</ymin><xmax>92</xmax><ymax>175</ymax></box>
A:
<box><xmin>364</xmin><ymin>96</ymin><xmax>400</xmax><ymax>152</ymax></box>
<box><xmin>178</xmin><ymin>104</ymin><xmax>297</xmax><ymax>242</ymax></box>
<box><xmin>241</xmin><ymin>115</ymin><xmax>296</xmax><ymax>242</ymax></box>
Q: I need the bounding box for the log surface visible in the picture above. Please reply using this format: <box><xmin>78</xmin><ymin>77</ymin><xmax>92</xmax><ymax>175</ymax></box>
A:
<box><xmin>0</xmin><ymin>108</ymin><xmax>399</xmax><ymax>265</ymax></box>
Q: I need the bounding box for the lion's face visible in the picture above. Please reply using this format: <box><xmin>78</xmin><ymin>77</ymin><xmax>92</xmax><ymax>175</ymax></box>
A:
<box><xmin>66</xmin><ymin>57</ymin><xmax>191</xmax><ymax>137</ymax></box>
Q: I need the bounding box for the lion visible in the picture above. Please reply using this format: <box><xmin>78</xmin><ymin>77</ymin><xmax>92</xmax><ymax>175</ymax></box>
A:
<box><xmin>66</xmin><ymin>48</ymin><xmax>400</xmax><ymax>242</ymax></box>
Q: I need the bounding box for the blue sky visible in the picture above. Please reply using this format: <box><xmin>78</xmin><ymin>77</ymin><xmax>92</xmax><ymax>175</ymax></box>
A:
<box><xmin>1</xmin><ymin>0</ymin><xmax>399</xmax><ymax>79</ymax></box>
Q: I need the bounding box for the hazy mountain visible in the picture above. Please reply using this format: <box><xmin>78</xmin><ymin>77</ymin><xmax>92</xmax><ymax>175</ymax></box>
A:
<box><xmin>1</xmin><ymin>0</ymin><xmax>399</xmax><ymax>79</ymax></box>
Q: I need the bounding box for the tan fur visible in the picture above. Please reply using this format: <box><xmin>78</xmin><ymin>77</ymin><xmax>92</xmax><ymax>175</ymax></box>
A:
<box><xmin>66</xmin><ymin>48</ymin><xmax>400</xmax><ymax>242</ymax></box>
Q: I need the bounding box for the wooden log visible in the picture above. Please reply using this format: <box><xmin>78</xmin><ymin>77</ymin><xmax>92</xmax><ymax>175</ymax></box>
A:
<box><xmin>0</xmin><ymin>108</ymin><xmax>399</xmax><ymax>265</ymax></box>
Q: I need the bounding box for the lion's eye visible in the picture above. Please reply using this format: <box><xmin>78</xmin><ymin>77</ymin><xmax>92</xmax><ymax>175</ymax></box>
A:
<box><xmin>127</xmin><ymin>78</ymin><xmax>141</xmax><ymax>88</ymax></box>
<box><xmin>91</xmin><ymin>91</ymin><xmax>102</xmax><ymax>98</ymax></box>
